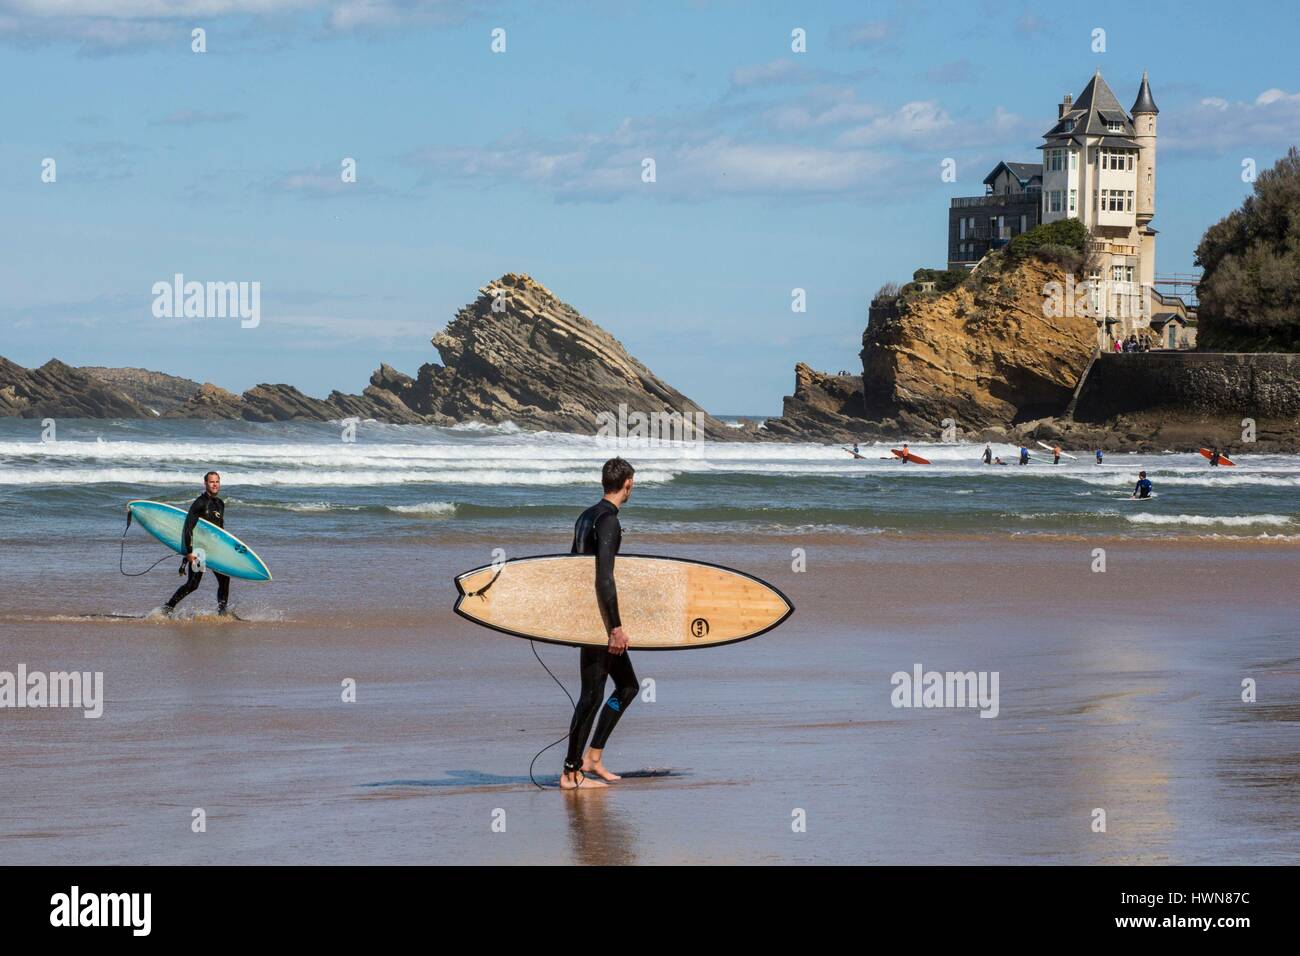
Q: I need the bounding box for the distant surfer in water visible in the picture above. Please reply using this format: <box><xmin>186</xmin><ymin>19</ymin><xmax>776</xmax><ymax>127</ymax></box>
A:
<box><xmin>561</xmin><ymin>457</ymin><xmax>638</xmax><ymax>790</ymax></box>
<box><xmin>982</xmin><ymin>445</ymin><xmax>992</xmax><ymax>465</ymax></box>
<box><xmin>1209</xmin><ymin>448</ymin><xmax>1222</xmax><ymax>467</ymax></box>
<box><xmin>1051</xmin><ymin>444</ymin><xmax>1062</xmax><ymax>465</ymax></box>
<box><xmin>1132</xmin><ymin>470</ymin><xmax>1153</xmax><ymax>500</ymax></box>
<box><xmin>163</xmin><ymin>471</ymin><xmax>231</xmax><ymax>616</ymax></box>
<box><xmin>1018</xmin><ymin>445</ymin><xmax>1030</xmax><ymax>465</ymax></box>
<box><xmin>1095</xmin><ymin>448</ymin><xmax>1104</xmax><ymax>465</ymax></box>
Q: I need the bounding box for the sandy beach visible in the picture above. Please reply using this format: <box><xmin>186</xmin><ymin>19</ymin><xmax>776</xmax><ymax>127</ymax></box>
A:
<box><xmin>3</xmin><ymin>532</ymin><xmax>1297</xmax><ymax>865</ymax></box>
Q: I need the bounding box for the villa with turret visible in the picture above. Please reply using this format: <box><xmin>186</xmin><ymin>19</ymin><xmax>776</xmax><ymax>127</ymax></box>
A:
<box><xmin>948</xmin><ymin>71</ymin><xmax>1197</xmax><ymax>349</ymax></box>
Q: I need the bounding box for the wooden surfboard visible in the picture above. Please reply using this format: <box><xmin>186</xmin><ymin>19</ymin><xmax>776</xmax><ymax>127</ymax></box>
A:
<box><xmin>453</xmin><ymin>554</ymin><xmax>794</xmax><ymax>650</ymax></box>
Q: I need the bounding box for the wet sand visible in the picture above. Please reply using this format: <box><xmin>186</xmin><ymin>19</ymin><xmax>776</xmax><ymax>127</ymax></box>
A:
<box><xmin>2</xmin><ymin>535</ymin><xmax>1298</xmax><ymax>864</ymax></box>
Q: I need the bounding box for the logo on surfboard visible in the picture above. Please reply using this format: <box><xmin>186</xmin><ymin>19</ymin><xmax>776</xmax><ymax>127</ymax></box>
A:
<box><xmin>690</xmin><ymin>618</ymin><xmax>710</xmax><ymax>638</ymax></box>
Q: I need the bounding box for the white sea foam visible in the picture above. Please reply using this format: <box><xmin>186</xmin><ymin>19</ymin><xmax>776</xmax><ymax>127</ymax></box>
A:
<box><xmin>0</xmin><ymin>467</ymin><xmax>682</xmax><ymax>486</ymax></box>
<box><xmin>1123</xmin><ymin>513</ymin><xmax>1293</xmax><ymax>527</ymax></box>
<box><xmin>386</xmin><ymin>501</ymin><xmax>456</xmax><ymax>516</ymax></box>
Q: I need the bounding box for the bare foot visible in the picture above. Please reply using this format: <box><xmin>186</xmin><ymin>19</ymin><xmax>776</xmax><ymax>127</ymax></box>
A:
<box><xmin>559</xmin><ymin>770</ymin><xmax>607</xmax><ymax>790</ymax></box>
<box><xmin>582</xmin><ymin>757</ymin><xmax>622</xmax><ymax>782</ymax></box>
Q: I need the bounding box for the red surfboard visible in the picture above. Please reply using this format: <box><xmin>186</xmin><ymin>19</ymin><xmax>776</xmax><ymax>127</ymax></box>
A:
<box><xmin>1199</xmin><ymin>448</ymin><xmax>1236</xmax><ymax>466</ymax></box>
<box><xmin>891</xmin><ymin>448</ymin><xmax>931</xmax><ymax>465</ymax></box>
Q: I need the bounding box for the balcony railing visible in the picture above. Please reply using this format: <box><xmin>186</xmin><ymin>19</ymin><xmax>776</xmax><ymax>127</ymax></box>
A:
<box><xmin>951</xmin><ymin>189</ymin><xmax>1041</xmax><ymax>209</ymax></box>
<box><xmin>958</xmin><ymin>224</ymin><xmax>1015</xmax><ymax>241</ymax></box>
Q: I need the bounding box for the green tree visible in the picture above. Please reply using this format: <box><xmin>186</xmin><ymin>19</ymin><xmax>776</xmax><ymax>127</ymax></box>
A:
<box><xmin>1196</xmin><ymin>147</ymin><xmax>1300</xmax><ymax>351</ymax></box>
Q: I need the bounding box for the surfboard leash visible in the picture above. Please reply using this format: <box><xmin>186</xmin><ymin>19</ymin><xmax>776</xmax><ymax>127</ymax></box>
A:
<box><xmin>118</xmin><ymin>511</ymin><xmax>178</xmax><ymax>577</ymax></box>
<box><xmin>527</xmin><ymin>640</ymin><xmax>584</xmax><ymax>791</ymax></box>
<box><xmin>463</xmin><ymin>564</ymin><xmax>505</xmax><ymax>599</ymax></box>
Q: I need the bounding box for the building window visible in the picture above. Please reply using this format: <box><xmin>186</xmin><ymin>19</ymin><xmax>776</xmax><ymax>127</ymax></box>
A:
<box><xmin>1125</xmin><ymin>266</ymin><xmax>1134</xmax><ymax>282</ymax></box>
<box><xmin>1069</xmin><ymin>188</ymin><xmax>1077</xmax><ymax>213</ymax></box>
<box><xmin>1107</xmin><ymin>121</ymin><xmax>1122</xmax><ymax>132</ymax></box>
<box><xmin>1113</xmin><ymin>265</ymin><xmax>1125</xmax><ymax>282</ymax></box>
<box><xmin>1069</xmin><ymin>150</ymin><xmax>1077</xmax><ymax>170</ymax></box>
<box><xmin>1127</xmin><ymin>153</ymin><xmax>1134</xmax><ymax>171</ymax></box>
<box><xmin>1049</xmin><ymin>190</ymin><xmax>1062</xmax><ymax>213</ymax></box>
<box><xmin>1020</xmin><ymin>214</ymin><xmax>1027</xmax><ymax>234</ymax></box>
<box><xmin>1126</xmin><ymin>190</ymin><xmax>1133</xmax><ymax>212</ymax></box>
<box><xmin>959</xmin><ymin>219</ymin><xmax>966</xmax><ymax>240</ymax></box>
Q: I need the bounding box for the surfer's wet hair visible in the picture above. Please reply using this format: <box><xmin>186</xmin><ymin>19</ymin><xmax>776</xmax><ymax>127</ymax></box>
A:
<box><xmin>204</xmin><ymin>471</ymin><xmax>221</xmax><ymax>482</ymax></box>
<box><xmin>602</xmin><ymin>457</ymin><xmax>635</xmax><ymax>492</ymax></box>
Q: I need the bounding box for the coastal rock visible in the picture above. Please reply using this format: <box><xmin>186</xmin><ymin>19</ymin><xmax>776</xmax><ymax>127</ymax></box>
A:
<box><xmin>0</xmin><ymin>357</ymin><xmax>150</xmax><ymax>418</ymax></box>
<box><xmin>80</xmin><ymin>366</ymin><xmax>201</xmax><ymax>415</ymax></box>
<box><xmin>761</xmin><ymin>363</ymin><xmax>884</xmax><ymax>442</ymax></box>
<box><xmin>371</xmin><ymin>273</ymin><xmax>735</xmax><ymax>438</ymax></box>
<box><xmin>166</xmin><ymin>381</ymin><xmax>428</xmax><ymax>424</ymax></box>
<box><xmin>860</xmin><ymin>258</ymin><xmax>1097</xmax><ymax>431</ymax></box>
<box><xmin>164</xmin><ymin>383</ymin><xmax>245</xmax><ymax>419</ymax></box>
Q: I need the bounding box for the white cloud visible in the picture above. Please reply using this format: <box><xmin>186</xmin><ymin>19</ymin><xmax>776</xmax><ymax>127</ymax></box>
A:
<box><xmin>1164</xmin><ymin>88</ymin><xmax>1300</xmax><ymax>155</ymax></box>
<box><xmin>1255</xmin><ymin>88</ymin><xmax>1299</xmax><ymax>106</ymax></box>
<box><xmin>837</xmin><ymin>100</ymin><xmax>952</xmax><ymax>146</ymax></box>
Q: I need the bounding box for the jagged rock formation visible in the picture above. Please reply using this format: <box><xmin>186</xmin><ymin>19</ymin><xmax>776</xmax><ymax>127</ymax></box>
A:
<box><xmin>164</xmin><ymin>381</ymin><xmax>426</xmax><ymax>424</ymax></box>
<box><xmin>166</xmin><ymin>383</ymin><xmax>245</xmax><ymax>419</ymax></box>
<box><xmin>860</xmin><ymin>258</ymin><xmax>1098</xmax><ymax>430</ymax></box>
<box><xmin>80</xmin><ymin>366</ymin><xmax>201</xmax><ymax>414</ymax></box>
<box><xmin>761</xmin><ymin>363</ymin><xmax>887</xmax><ymax>442</ymax></box>
<box><xmin>374</xmin><ymin>273</ymin><xmax>737</xmax><ymax>437</ymax></box>
<box><xmin>0</xmin><ymin>358</ymin><xmax>151</xmax><ymax>418</ymax></box>
<box><xmin>2</xmin><ymin>274</ymin><xmax>740</xmax><ymax>435</ymax></box>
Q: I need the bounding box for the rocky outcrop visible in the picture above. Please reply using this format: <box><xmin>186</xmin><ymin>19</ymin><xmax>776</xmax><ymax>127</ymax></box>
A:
<box><xmin>165</xmin><ymin>382</ymin><xmax>427</xmax><ymax>424</ymax></box>
<box><xmin>79</xmin><ymin>366</ymin><xmax>201</xmax><ymax>414</ymax></box>
<box><xmin>761</xmin><ymin>363</ymin><xmax>886</xmax><ymax>442</ymax></box>
<box><xmin>860</xmin><ymin>258</ymin><xmax>1098</xmax><ymax>432</ymax></box>
<box><xmin>0</xmin><ymin>357</ymin><xmax>152</xmax><ymax>418</ymax></box>
<box><xmin>166</xmin><ymin>383</ymin><xmax>245</xmax><ymax>419</ymax></box>
<box><xmin>370</xmin><ymin>273</ymin><xmax>736</xmax><ymax>438</ymax></box>
<box><xmin>4</xmin><ymin>274</ymin><xmax>742</xmax><ymax>435</ymax></box>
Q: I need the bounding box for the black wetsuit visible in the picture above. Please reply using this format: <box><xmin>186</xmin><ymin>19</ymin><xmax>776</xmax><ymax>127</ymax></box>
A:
<box><xmin>564</xmin><ymin>499</ymin><xmax>638</xmax><ymax>774</ymax></box>
<box><xmin>165</xmin><ymin>491</ymin><xmax>230</xmax><ymax>613</ymax></box>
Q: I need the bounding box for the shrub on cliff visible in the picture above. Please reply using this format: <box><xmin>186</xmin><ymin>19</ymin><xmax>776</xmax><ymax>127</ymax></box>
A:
<box><xmin>1195</xmin><ymin>147</ymin><xmax>1300</xmax><ymax>351</ymax></box>
<box><xmin>898</xmin><ymin>267</ymin><xmax>969</xmax><ymax>299</ymax></box>
<box><xmin>1005</xmin><ymin>218</ymin><xmax>1088</xmax><ymax>267</ymax></box>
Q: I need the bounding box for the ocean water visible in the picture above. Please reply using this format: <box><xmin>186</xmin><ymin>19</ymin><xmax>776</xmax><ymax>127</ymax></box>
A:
<box><xmin>1</xmin><ymin>418</ymin><xmax>1297</xmax><ymax>549</ymax></box>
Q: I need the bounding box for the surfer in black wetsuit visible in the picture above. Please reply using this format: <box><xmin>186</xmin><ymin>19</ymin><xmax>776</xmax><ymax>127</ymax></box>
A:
<box><xmin>163</xmin><ymin>471</ymin><xmax>231</xmax><ymax>616</ymax></box>
<box><xmin>1132</xmin><ymin>470</ymin><xmax>1153</xmax><ymax>500</ymax></box>
<box><xmin>561</xmin><ymin>457</ymin><xmax>637</xmax><ymax>790</ymax></box>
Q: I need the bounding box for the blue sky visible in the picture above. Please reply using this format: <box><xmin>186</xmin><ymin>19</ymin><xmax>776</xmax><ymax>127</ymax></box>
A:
<box><xmin>1</xmin><ymin>0</ymin><xmax>1296</xmax><ymax>414</ymax></box>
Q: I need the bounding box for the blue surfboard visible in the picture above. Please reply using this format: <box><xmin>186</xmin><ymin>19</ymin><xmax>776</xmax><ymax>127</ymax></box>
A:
<box><xmin>127</xmin><ymin>500</ymin><xmax>272</xmax><ymax>581</ymax></box>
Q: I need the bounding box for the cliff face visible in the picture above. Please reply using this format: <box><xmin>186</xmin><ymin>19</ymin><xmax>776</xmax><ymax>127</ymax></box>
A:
<box><xmin>860</xmin><ymin>258</ymin><xmax>1098</xmax><ymax>430</ymax></box>
<box><xmin>384</xmin><ymin>272</ymin><xmax>737</xmax><ymax>438</ymax></box>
